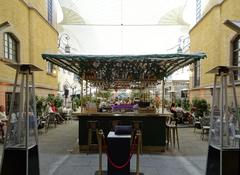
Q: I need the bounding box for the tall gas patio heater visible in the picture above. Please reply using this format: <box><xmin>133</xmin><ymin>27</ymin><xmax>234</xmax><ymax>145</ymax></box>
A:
<box><xmin>0</xmin><ymin>64</ymin><xmax>42</xmax><ymax>175</ymax></box>
<box><xmin>206</xmin><ymin>66</ymin><xmax>240</xmax><ymax>175</ymax></box>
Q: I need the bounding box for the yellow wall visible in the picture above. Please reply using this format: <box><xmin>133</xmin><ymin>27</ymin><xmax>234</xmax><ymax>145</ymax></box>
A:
<box><xmin>24</xmin><ymin>0</ymin><xmax>47</xmax><ymax>18</ymax></box>
<box><xmin>189</xmin><ymin>0</ymin><xmax>240</xmax><ymax>104</ymax></box>
<box><xmin>0</xmin><ymin>0</ymin><xmax>58</xmax><ymax>106</ymax></box>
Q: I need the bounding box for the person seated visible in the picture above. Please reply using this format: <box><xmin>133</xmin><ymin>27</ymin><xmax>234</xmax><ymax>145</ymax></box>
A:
<box><xmin>47</xmin><ymin>102</ymin><xmax>64</xmax><ymax>124</ymax></box>
<box><xmin>0</xmin><ymin>105</ymin><xmax>8</xmax><ymax>139</ymax></box>
<box><xmin>175</xmin><ymin>104</ymin><xmax>184</xmax><ymax>112</ymax></box>
<box><xmin>170</xmin><ymin>103</ymin><xmax>177</xmax><ymax>121</ymax></box>
<box><xmin>175</xmin><ymin>104</ymin><xmax>184</xmax><ymax>123</ymax></box>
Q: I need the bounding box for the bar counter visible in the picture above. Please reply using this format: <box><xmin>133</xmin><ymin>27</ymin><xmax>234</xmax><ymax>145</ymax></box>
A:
<box><xmin>73</xmin><ymin>112</ymin><xmax>172</xmax><ymax>153</ymax></box>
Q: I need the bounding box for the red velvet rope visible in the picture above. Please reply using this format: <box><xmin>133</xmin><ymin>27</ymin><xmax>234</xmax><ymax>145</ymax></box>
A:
<box><xmin>102</xmin><ymin>134</ymin><xmax>138</xmax><ymax>169</ymax></box>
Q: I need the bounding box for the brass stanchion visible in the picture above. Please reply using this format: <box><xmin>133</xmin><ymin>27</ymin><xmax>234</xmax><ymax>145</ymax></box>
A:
<box><xmin>136</xmin><ymin>130</ymin><xmax>141</xmax><ymax>175</ymax></box>
<box><xmin>98</xmin><ymin>129</ymin><xmax>103</xmax><ymax>175</ymax></box>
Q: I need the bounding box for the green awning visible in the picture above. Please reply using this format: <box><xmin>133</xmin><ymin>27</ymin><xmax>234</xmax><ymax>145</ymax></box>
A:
<box><xmin>42</xmin><ymin>52</ymin><xmax>206</xmax><ymax>88</ymax></box>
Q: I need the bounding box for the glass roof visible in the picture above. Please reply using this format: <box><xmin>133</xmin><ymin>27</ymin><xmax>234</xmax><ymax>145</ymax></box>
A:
<box><xmin>56</xmin><ymin>0</ymin><xmax>199</xmax><ymax>55</ymax></box>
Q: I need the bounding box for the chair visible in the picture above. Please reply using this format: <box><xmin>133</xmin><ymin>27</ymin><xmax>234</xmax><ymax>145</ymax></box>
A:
<box><xmin>193</xmin><ymin>114</ymin><xmax>201</xmax><ymax>132</ymax></box>
<box><xmin>200</xmin><ymin>116</ymin><xmax>210</xmax><ymax>140</ymax></box>
<box><xmin>176</xmin><ymin>111</ymin><xmax>184</xmax><ymax>124</ymax></box>
<box><xmin>37</xmin><ymin>116</ymin><xmax>45</xmax><ymax>135</ymax></box>
<box><xmin>166</xmin><ymin>117</ymin><xmax>180</xmax><ymax>149</ymax></box>
<box><xmin>87</xmin><ymin>120</ymin><xmax>99</xmax><ymax>154</ymax></box>
<box><xmin>45</xmin><ymin>113</ymin><xmax>57</xmax><ymax>133</ymax></box>
<box><xmin>132</xmin><ymin>120</ymin><xmax>143</xmax><ymax>153</ymax></box>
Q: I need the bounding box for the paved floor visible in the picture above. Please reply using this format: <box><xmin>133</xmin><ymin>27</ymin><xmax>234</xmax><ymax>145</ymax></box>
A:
<box><xmin>0</xmin><ymin>120</ymin><xmax>208</xmax><ymax>175</ymax></box>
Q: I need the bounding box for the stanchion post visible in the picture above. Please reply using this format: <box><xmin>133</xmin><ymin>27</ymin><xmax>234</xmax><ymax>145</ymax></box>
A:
<box><xmin>98</xmin><ymin>129</ymin><xmax>103</xmax><ymax>175</ymax></box>
<box><xmin>136</xmin><ymin>130</ymin><xmax>140</xmax><ymax>175</ymax></box>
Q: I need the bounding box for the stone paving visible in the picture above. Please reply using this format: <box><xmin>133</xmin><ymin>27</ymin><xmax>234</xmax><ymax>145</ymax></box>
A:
<box><xmin>0</xmin><ymin>120</ymin><xmax>208</xmax><ymax>175</ymax></box>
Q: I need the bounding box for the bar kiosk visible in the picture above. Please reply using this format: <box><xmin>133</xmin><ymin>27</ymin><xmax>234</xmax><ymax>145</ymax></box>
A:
<box><xmin>206</xmin><ymin>66</ymin><xmax>240</xmax><ymax>175</ymax></box>
<box><xmin>0</xmin><ymin>64</ymin><xmax>42</xmax><ymax>175</ymax></box>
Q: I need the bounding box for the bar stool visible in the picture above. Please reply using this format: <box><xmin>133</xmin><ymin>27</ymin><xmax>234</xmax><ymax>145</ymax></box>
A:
<box><xmin>87</xmin><ymin>120</ymin><xmax>99</xmax><ymax>154</ymax></box>
<box><xmin>132</xmin><ymin>120</ymin><xmax>143</xmax><ymax>153</ymax></box>
<box><xmin>166</xmin><ymin>119</ymin><xmax>180</xmax><ymax>150</ymax></box>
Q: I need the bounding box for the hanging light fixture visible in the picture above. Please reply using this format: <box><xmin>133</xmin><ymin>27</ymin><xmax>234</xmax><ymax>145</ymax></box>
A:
<box><xmin>58</xmin><ymin>33</ymin><xmax>71</xmax><ymax>53</ymax></box>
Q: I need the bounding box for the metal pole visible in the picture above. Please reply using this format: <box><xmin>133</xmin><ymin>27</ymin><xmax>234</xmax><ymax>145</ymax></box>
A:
<box><xmin>220</xmin><ymin>73</ymin><xmax>224</xmax><ymax>175</ymax></box>
<box><xmin>86</xmin><ymin>80</ymin><xmax>88</xmax><ymax>96</ymax></box>
<box><xmin>230</xmin><ymin>71</ymin><xmax>240</xmax><ymax>131</ymax></box>
<box><xmin>9</xmin><ymin>70</ymin><xmax>19</xmax><ymax>116</ymax></box>
<box><xmin>223</xmin><ymin>75</ymin><xmax>230</xmax><ymax>145</ymax></box>
<box><xmin>25</xmin><ymin>70</ymin><xmax>29</xmax><ymax>175</ymax></box>
<box><xmin>90</xmin><ymin>83</ymin><xmax>92</xmax><ymax>102</ymax></box>
<box><xmin>98</xmin><ymin>130</ymin><xmax>103</xmax><ymax>175</ymax></box>
<box><xmin>209</xmin><ymin>74</ymin><xmax>218</xmax><ymax>145</ymax></box>
<box><xmin>161</xmin><ymin>79</ymin><xmax>165</xmax><ymax>114</ymax></box>
<box><xmin>136</xmin><ymin>131</ymin><xmax>140</xmax><ymax>175</ymax></box>
<box><xmin>81</xmin><ymin>79</ymin><xmax>83</xmax><ymax>113</ymax></box>
<box><xmin>31</xmin><ymin>72</ymin><xmax>38</xmax><ymax>144</ymax></box>
<box><xmin>18</xmin><ymin>74</ymin><xmax>25</xmax><ymax>144</ymax></box>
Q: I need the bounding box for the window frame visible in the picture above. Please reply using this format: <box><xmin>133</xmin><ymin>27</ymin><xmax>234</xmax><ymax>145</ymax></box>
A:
<box><xmin>193</xmin><ymin>60</ymin><xmax>200</xmax><ymax>87</ymax></box>
<box><xmin>47</xmin><ymin>0</ymin><xmax>53</xmax><ymax>24</ymax></box>
<box><xmin>232</xmin><ymin>35</ymin><xmax>240</xmax><ymax>81</ymax></box>
<box><xmin>47</xmin><ymin>61</ymin><xmax>54</xmax><ymax>74</ymax></box>
<box><xmin>3</xmin><ymin>33</ymin><xmax>19</xmax><ymax>63</ymax></box>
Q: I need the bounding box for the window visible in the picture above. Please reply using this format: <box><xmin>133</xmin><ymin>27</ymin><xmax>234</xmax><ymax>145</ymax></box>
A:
<box><xmin>47</xmin><ymin>61</ymin><xmax>53</xmax><ymax>74</ymax></box>
<box><xmin>193</xmin><ymin>60</ymin><xmax>200</xmax><ymax>87</ymax></box>
<box><xmin>232</xmin><ymin>35</ymin><xmax>240</xmax><ymax>80</ymax></box>
<box><xmin>48</xmin><ymin>0</ymin><xmax>53</xmax><ymax>24</ymax></box>
<box><xmin>4</xmin><ymin>33</ymin><xmax>18</xmax><ymax>62</ymax></box>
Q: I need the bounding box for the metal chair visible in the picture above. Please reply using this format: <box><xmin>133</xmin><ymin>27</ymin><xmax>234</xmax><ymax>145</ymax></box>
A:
<box><xmin>200</xmin><ymin>116</ymin><xmax>210</xmax><ymax>140</ymax></box>
<box><xmin>45</xmin><ymin>113</ymin><xmax>57</xmax><ymax>133</ymax></box>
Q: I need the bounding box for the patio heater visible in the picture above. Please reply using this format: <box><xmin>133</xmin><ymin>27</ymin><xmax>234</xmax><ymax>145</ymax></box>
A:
<box><xmin>0</xmin><ymin>64</ymin><xmax>42</xmax><ymax>175</ymax></box>
<box><xmin>206</xmin><ymin>66</ymin><xmax>240</xmax><ymax>175</ymax></box>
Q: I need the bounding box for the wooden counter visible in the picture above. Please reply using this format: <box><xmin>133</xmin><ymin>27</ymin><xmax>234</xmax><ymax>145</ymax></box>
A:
<box><xmin>73</xmin><ymin>112</ymin><xmax>171</xmax><ymax>153</ymax></box>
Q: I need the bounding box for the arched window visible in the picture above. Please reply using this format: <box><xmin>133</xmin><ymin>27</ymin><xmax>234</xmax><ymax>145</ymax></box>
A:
<box><xmin>232</xmin><ymin>35</ymin><xmax>240</xmax><ymax>80</ymax></box>
<box><xmin>4</xmin><ymin>33</ymin><xmax>19</xmax><ymax>62</ymax></box>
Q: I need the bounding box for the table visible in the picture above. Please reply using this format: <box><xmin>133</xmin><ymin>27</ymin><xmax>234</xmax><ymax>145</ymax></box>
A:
<box><xmin>74</xmin><ymin>112</ymin><xmax>171</xmax><ymax>153</ymax></box>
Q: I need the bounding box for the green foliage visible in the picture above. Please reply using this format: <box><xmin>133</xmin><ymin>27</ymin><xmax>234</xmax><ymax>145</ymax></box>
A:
<box><xmin>96</xmin><ymin>90</ymin><xmax>112</xmax><ymax>100</ymax></box>
<box><xmin>175</xmin><ymin>98</ymin><xmax>181</xmax><ymax>107</ymax></box>
<box><xmin>182</xmin><ymin>98</ymin><xmax>190</xmax><ymax>111</ymax></box>
<box><xmin>92</xmin><ymin>97</ymin><xmax>101</xmax><ymax>108</ymax></box>
<box><xmin>36</xmin><ymin>96</ymin><xmax>47</xmax><ymax>116</ymax></box>
<box><xmin>130</xmin><ymin>90</ymin><xmax>141</xmax><ymax>99</ymax></box>
<box><xmin>192</xmin><ymin>97</ymin><xmax>210</xmax><ymax>117</ymax></box>
<box><xmin>81</xmin><ymin>95</ymin><xmax>91</xmax><ymax>107</ymax></box>
<box><xmin>72</xmin><ymin>97</ymin><xmax>81</xmax><ymax>111</ymax></box>
<box><xmin>36</xmin><ymin>95</ymin><xmax>64</xmax><ymax>115</ymax></box>
<box><xmin>53</xmin><ymin>95</ymin><xmax>63</xmax><ymax>108</ymax></box>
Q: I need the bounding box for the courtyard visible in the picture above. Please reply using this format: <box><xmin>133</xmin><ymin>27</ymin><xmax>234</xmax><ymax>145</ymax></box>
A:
<box><xmin>1</xmin><ymin>120</ymin><xmax>208</xmax><ymax>175</ymax></box>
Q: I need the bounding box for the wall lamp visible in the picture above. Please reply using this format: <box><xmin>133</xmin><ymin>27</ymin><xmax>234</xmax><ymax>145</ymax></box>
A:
<box><xmin>58</xmin><ymin>33</ymin><xmax>71</xmax><ymax>53</ymax></box>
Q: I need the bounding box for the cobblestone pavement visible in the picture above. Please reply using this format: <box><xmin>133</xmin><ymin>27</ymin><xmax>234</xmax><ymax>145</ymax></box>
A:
<box><xmin>0</xmin><ymin>120</ymin><xmax>208</xmax><ymax>175</ymax></box>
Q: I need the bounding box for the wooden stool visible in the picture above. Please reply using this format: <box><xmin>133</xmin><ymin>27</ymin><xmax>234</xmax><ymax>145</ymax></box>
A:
<box><xmin>166</xmin><ymin>120</ymin><xmax>179</xmax><ymax>150</ymax></box>
<box><xmin>87</xmin><ymin>120</ymin><xmax>99</xmax><ymax>154</ymax></box>
<box><xmin>132</xmin><ymin>120</ymin><xmax>143</xmax><ymax>153</ymax></box>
